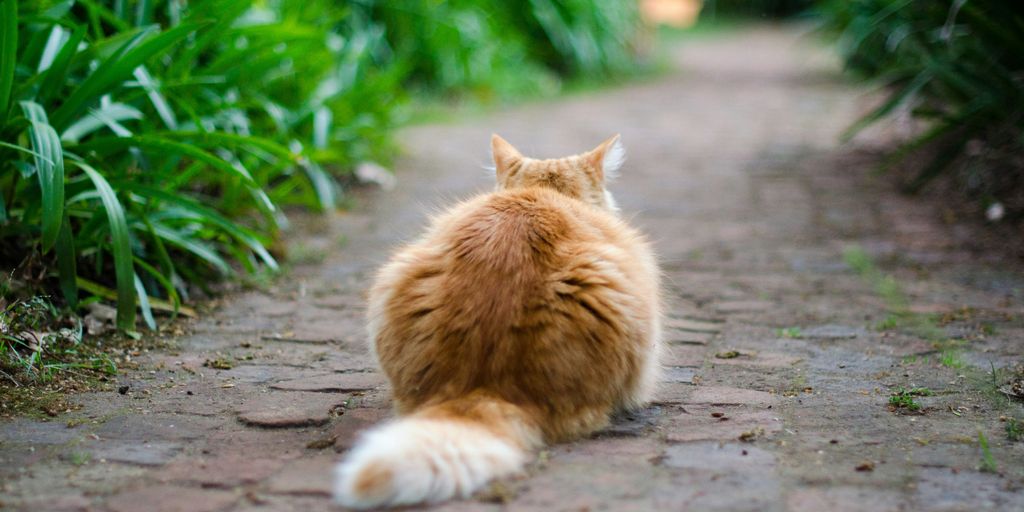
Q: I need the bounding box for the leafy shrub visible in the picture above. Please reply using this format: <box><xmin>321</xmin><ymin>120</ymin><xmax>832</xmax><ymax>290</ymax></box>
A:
<box><xmin>1</xmin><ymin>0</ymin><xmax>401</xmax><ymax>330</ymax></box>
<box><xmin>819</xmin><ymin>0</ymin><xmax>1024</xmax><ymax>218</ymax></box>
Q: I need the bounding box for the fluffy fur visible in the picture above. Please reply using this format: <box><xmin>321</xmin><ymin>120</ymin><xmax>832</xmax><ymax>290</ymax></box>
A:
<box><xmin>334</xmin><ymin>134</ymin><xmax>662</xmax><ymax>509</ymax></box>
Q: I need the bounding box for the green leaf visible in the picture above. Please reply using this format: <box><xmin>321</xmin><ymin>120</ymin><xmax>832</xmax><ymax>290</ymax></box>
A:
<box><xmin>841</xmin><ymin>71</ymin><xmax>932</xmax><ymax>142</ymax></box>
<box><xmin>133</xmin><ymin>273</ymin><xmax>156</xmax><ymax>330</ymax></box>
<box><xmin>121</xmin><ymin>183</ymin><xmax>279</xmax><ymax>271</ymax></box>
<box><xmin>0</xmin><ymin>0</ymin><xmax>16</xmax><ymax>126</ymax></box>
<box><xmin>37</xmin><ymin>24</ymin><xmax>87</xmax><ymax>103</ymax></box>
<box><xmin>73</xmin><ymin>160</ymin><xmax>136</xmax><ymax>331</ymax></box>
<box><xmin>148</xmin><ymin>221</ymin><xmax>232</xmax><ymax>276</ymax></box>
<box><xmin>61</xmin><ymin>102</ymin><xmax>143</xmax><ymax>142</ymax></box>
<box><xmin>302</xmin><ymin>160</ymin><xmax>337</xmax><ymax>211</ymax></box>
<box><xmin>77</xmin><ymin>276</ymin><xmax>196</xmax><ymax>317</ymax></box>
<box><xmin>74</xmin><ymin>134</ymin><xmax>258</xmax><ymax>185</ymax></box>
<box><xmin>55</xmin><ymin>213</ymin><xmax>79</xmax><ymax>308</ymax></box>
<box><xmin>132</xmin><ymin>255</ymin><xmax>180</xmax><ymax>320</ymax></box>
<box><xmin>20</xmin><ymin>101</ymin><xmax>66</xmax><ymax>252</ymax></box>
<box><xmin>50</xmin><ymin>22</ymin><xmax>204</xmax><ymax>131</ymax></box>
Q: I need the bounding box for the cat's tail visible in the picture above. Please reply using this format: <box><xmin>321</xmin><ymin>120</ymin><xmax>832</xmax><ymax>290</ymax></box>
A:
<box><xmin>332</xmin><ymin>392</ymin><xmax>542</xmax><ymax>509</ymax></box>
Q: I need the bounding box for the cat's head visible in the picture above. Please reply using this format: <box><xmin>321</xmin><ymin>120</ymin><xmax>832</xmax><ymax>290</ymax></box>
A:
<box><xmin>490</xmin><ymin>134</ymin><xmax>624</xmax><ymax>212</ymax></box>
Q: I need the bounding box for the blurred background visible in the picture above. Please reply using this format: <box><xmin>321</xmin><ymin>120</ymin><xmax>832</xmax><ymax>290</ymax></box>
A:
<box><xmin>1</xmin><ymin>0</ymin><xmax>1022</xmax><ymax>381</ymax></box>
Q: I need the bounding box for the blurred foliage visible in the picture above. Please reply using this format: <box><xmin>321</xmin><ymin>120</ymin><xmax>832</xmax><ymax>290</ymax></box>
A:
<box><xmin>0</xmin><ymin>0</ymin><xmax>645</xmax><ymax>342</ymax></box>
<box><xmin>701</xmin><ymin>0</ymin><xmax>814</xmax><ymax>19</ymax></box>
<box><xmin>353</xmin><ymin>0</ymin><xmax>645</xmax><ymax>101</ymax></box>
<box><xmin>819</xmin><ymin>0</ymin><xmax>1024</xmax><ymax>219</ymax></box>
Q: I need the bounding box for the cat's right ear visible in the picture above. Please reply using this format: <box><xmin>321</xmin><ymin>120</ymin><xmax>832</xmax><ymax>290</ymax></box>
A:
<box><xmin>491</xmin><ymin>134</ymin><xmax>523</xmax><ymax>181</ymax></box>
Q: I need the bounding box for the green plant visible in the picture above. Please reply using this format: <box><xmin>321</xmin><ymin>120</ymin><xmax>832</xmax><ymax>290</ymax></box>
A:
<box><xmin>939</xmin><ymin>349</ymin><xmax>967</xmax><ymax>369</ymax></box>
<box><xmin>353</xmin><ymin>0</ymin><xmax>644</xmax><ymax>101</ymax></box>
<box><xmin>777</xmin><ymin>326</ymin><xmax>802</xmax><ymax>338</ymax></box>
<box><xmin>1007</xmin><ymin>417</ymin><xmax>1022</xmax><ymax>442</ymax></box>
<box><xmin>0</xmin><ymin>295</ymin><xmax>115</xmax><ymax>382</ymax></box>
<box><xmin>888</xmin><ymin>386</ymin><xmax>931</xmax><ymax>411</ymax></box>
<box><xmin>978</xmin><ymin>430</ymin><xmax>997</xmax><ymax>473</ymax></box>
<box><xmin>1</xmin><ymin>0</ymin><xmax>402</xmax><ymax>331</ymax></box>
<box><xmin>819</xmin><ymin>0</ymin><xmax>1024</xmax><ymax>217</ymax></box>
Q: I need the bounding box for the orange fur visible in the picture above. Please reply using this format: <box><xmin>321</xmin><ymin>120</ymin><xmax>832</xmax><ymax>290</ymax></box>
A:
<box><xmin>334</xmin><ymin>134</ymin><xmax>661</xmax><ymax>509</ymax></box>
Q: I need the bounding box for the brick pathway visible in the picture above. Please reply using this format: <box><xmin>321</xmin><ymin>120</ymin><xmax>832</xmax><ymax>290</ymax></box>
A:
<box><xmin>2</xmin><ymin>26</ymin><xmax>1023</xmax><ymax>512</ymax></box>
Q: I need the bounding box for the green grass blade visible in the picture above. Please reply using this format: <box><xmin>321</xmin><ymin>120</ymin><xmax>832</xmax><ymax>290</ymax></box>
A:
<box><xmin>55</xmin><ymin>213</ymin><xmax>79</xmax><ymax>308</ymax></box>
<box><xmin>77</xmin><ymin>277</ymin><xmax>196</xmax><ymax>317</ymax></box>
<box><xmin>133</xmin><ymin>273</ymin><xmax>156</xmax><ymax>330</ymax></box>
<box><xmin>0</xmin><ymin>0</ymin><xmax>16</xmax><ymax>126</ymax></box>
<box><xmin>73</xmin><ymin>160</ymin><xmax>136</xmax><ymax>331</ymax></box>
<box><xmin>132</xmin><ymin>255</ymin><xmax>179</xmax><ymax>320</ymax></box>
<box><xmin>841</xmin><ymin>71</ymin><xmax>932</xmax><ymax>142</ymax></box>
<box><xmin>61</xmin><ymin>102</ymin><xmax>143</xmax><ymax>142</ymax></box>
<box><xmin>148</xmin><ymin>222</ymin><xmax>232</xmax><ymax>276</ymax></box>
<box><xmin>20</xmin><ymin>101</ymin><xmax>65</xmax><ymax>252</ymax></box>
<box><xmin>37</xmin><ymin>24</ymin><xmax>86</xmax><ymax>103</ymax></box>
<box><xmin>302</xmin><ymin>160</ymin><xmax>337</xmax><ymax>211</ymax></box>
<box><xmin>121</xmin><ymin>183</ymin><xmax>279</xmax><ymax>271</ymax></box>
<box><xmin>133</xmin><ymin>66</ymin><xmax>177</xmax><ymax>129</ymax></box>
<box><xmin>74</xmin><ymin>134</ymin><xmax>258</xmax><ymax>184</ymax></box>
<box><xmin>163</xmin><ymin>130</ymin><xmax>298</xmax><ymax>162</ymax></box>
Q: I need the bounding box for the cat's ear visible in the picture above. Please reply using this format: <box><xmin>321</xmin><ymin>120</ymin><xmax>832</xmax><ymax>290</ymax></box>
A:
<box><xmin>491</xmin><ymin>134</ymin><xmax>523</xmax><ymax>181</ymax></box>
<box><xmin>588</xmin><ymin>134</ymin><xmax>625</xmax><ymax>181</ymax></box>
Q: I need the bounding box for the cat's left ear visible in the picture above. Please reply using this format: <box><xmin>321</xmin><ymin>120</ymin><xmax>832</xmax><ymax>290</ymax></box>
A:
<box><xmin>587</xmin><ymin>134</ymin><xmax>625</xmax><ymax>181</ymax></box>
<box><xmin>491</xmin><ymin>134</ymin><xmax>524</xmax><ymax>182</ymax></box>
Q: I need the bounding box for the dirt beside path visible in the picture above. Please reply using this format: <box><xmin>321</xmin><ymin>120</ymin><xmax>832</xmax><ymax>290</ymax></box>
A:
<box><xmin>2</xmin><ymin>26</ymin><xmax>1022</xmax><ymax>512</ymax></box>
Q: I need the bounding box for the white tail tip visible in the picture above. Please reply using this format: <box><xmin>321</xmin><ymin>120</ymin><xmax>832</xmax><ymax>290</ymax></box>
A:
<box><xmin>333</xmin><ymin>417</ymin><xmax>527</xmax><ymax>509</ymax></box>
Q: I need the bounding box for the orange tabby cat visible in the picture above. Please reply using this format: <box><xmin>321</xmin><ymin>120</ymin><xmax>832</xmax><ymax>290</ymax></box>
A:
<box><xmin>333</xmin><ymin>134</ymin><xmax>662</xmax><ymax>508</ymax></box>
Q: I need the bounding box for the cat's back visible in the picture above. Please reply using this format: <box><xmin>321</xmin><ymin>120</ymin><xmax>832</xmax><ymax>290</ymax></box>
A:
<box><xmin>436</xmin><ymin>186</ymin><xmax>638</xmax><ymax>267</ymax></box>
<box><xmin>411</xmin><ymin>186</ymin><xmax>656</xmax><ymax>327</ymax></box>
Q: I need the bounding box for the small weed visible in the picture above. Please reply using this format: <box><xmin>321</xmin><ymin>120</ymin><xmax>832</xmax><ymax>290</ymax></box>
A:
<box><xmin>874</xmin><ymin>315</ymin><xmax>900</xmax><ymax>331</ymax></box>
<box><xmin>977</xmin><ymin>431</ymin><xmax>997</xmax><ymax>473</ymax></box>
<box><xmin>67</xmin><ymin>451</ymin><xmax>91</xmax><ymax>466</ymax></box>
<box><xmin>888</xmin><ymin>394</ymin><xmax>920</xmax><ymax>411</ymax></box>
<box><xmin>777</xmin><ymin>327</ymin><xmax>802</xmax><ymax>338</ymax></box>
<box><xmin>889</xmin><ymin>387</ymin><xmax>931</xmax><ymax>411</ymax></box>
<box><xmin>939</xmin><ymin>350</ymin><xmax>967</xmax><ymax>370</ymax></box>
<box><xmin>1006</xmin><ymin>418</ymin><xmax>1022</xmax><ymax>442</ymax></box>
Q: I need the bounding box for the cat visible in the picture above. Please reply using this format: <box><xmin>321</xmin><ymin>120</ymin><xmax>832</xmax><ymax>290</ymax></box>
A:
<box><xmin>333</xmin><ymin>134</ymin><xmax>662</xmax><ymax>509</ymax></box>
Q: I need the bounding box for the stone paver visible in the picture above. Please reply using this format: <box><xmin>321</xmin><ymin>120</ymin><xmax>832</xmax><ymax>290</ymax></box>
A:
<box><xmin>2</xmin><ymin>26</ymin><xmax>1023</xmax><ymax>511</ymax></box>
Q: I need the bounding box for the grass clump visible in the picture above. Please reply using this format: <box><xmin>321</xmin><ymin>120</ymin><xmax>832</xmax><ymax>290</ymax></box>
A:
<box><xmin>888</xmin><ymin>386</ymin><xmax>931</xmax><ymax>412</ymax></box>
